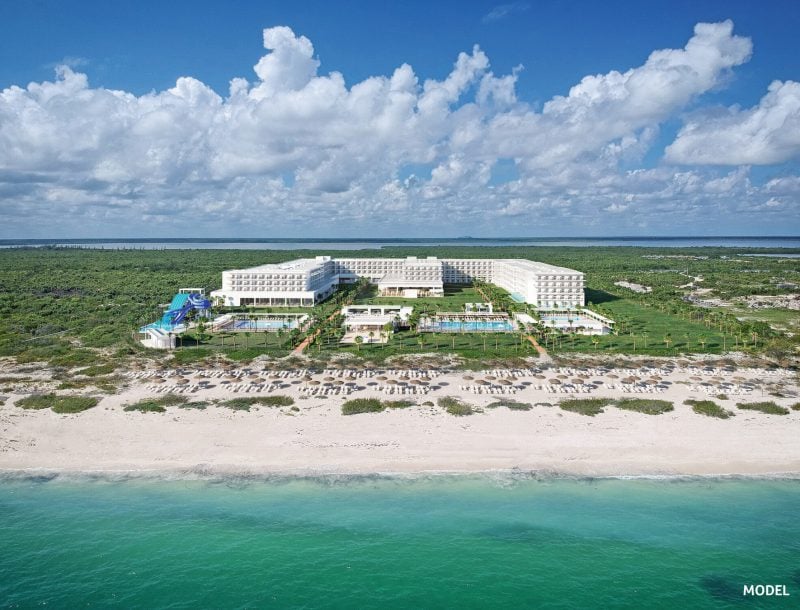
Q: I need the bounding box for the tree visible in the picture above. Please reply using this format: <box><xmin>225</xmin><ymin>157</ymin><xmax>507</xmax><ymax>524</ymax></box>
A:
<box><xmin>354</xmin><ymin>335</ymin><xmax>363</xmax><ymax>351</ymax></box>
<box><xmin>368</xmin><ymin>330</ymin><xmax>375</xmax><ymax>345</ymax></box>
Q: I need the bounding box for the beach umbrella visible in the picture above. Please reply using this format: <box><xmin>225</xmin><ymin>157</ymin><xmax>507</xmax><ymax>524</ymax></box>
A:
<box><xmin>485</xmin><ymin>375</ymin><xmax>497</xmax><ymax>381</ymax></box>
<box><xmin>152</xmin><ymin>377</ymin><xmax>165</xmax><ymax>384</ymax></box>
<box><xmin>549</xmin><ymin>378</ymin><xmax>562</xmax><ymax>385</ymax></box>
<box><xmin>376</xmin><ymin>375</ymin><xmax>388</xmax><ymax>381</ymax></box>
<box><xmin>572</xmin><ymin>378</ymin><xmax>583</xmax><ymax>385</ymax></box>
<box><xmin>462</xmin><ymin>375</ymin><xmax>474</xmax><ymax>381</ymax></box>
<box><xmin>308</xmin><ymin>380</ymin><xmax>320</xmax><ymax>386</ymax></box>
<box><xmin>386</xmin><ymin>379</ymin><xmax>398</xmax><ymax>385</ymax></box>
<box><xmin>176</xmin><ymin>378</ymin><xmax>189</xmax><ymax>385</ymax></box>
<box><xmin>324</xmin><ymin>376</ymin><xmax>336</xmax><ymax>382</ymax></box>
<box><xmin>607</xmin><ymin>374</ymin><xmax>619</xmax><ymax>379</ymax></box>
<box><xmin>499</xmin><ymin>379</ymin><xmax>513</xmax><ymax>386</ymax></box>
<box><xmin>557</xmin><ymin>374</ymin><xmax>568</xmax><ymax>379</ymax></box>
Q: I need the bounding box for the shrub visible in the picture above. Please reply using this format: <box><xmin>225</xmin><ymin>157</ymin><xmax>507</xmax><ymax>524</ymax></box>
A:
<box><xmin>259</xmin><ymin>395</ymin><xmax>294</xmax><ymax>407</ymax></box>
<box><xmin>221</xmin><ymin>396</ymin><xmax>294</xmax><ymax>410</ymax></box>
<box><xmin>342</xmin><ymin>398</ymin><xmax>384</xmax><ymax>415</ymax></box>
<box><xmin>16</xmin><ymin>393</ymin><xmax>99</xmax><ymax>413</ymax></box>
<box><xmin>486</xmin><ymin>399</ymin><xmax>532</xmax><ymax>411</ymax></box>
<box><xmin>792</xmin><ymin>403</ymin><xmax>800</xmax><ymax>411</ymax></box>
<box><xmin>383</xmin><ymin>400</ymin><xmax>414</xmax><ymax>409</ymax></box>
<box><xmin>179</xmin><ymin>401</ymin><xmax>209</xmax><ymax>410</ymax></box>
<box><xmin>685</xmin><ymin>399</ymin><xmax>734</xmax><ymax>419</ymax></box>
<box><xmin>438</xmin><ymin>396</ymin><xmax>474</xmax><ymax>416</ymax></box>
<box><xmin>736</xmin><ymin>401</ymin><xmax>790</xmax><ymax>415</ymax></box>
<box><xmin>124</xmin><ymin>394</ymin><xmax>187</xmax><ymax>413</ymax></box>
<box><xmin>559</xmin><ymin>398</ymin><xmax>612</xmax><ymax>416</ymax></box>
<box><xmin>614</xmin><ymin>398</ymin><xmax>674</xmax><ymax>415</ymax></box>
<box><xmin>77</xmin><ymin>363</ymin><xmax>117</xmax><ymax>377</ymax></box>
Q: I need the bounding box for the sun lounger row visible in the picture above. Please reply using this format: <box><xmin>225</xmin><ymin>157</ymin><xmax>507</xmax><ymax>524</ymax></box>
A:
<box><xmin>459</xmin><ymin>385</ymin><xmax>519</xmax><ymax>395</ymax></box>
<box><xmin>379</xmin><ymin>385</ymin><xmax>429</xmax><ymax>395</ymax></box>
<box><xmin>300</xmin><ymin>386</ymin><xmax>351</xmax><ymax>396</ymax></box>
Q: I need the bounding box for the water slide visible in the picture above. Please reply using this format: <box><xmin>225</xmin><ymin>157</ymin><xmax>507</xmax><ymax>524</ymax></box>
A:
<box><xmin>159</xmin><ymin>292</ymin><xmax>211</xmax><ymax>328</ymax></box>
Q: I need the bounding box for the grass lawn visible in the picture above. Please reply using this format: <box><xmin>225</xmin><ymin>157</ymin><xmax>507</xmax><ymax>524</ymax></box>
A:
<box><xmin>354</xmin><ymin>284</ymin><xmax>485</xmax><ymax>312</ymax></box>
<box><xmin>554</xmin><ymin>291</ymin><xmax>728</xmax><ymax>356</ymax></box>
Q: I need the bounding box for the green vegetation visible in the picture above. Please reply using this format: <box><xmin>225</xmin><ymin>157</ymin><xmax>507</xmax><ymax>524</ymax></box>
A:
<box><xmin>221</xmin><ymin>395</ymin><xmax>295</xmax><ymax>410</ymax></box>
<box><xmin>77</xmin><ymin>363</ymin><xmax>117</xmax><ymax>377</ymax></box>
<box><xmin>123</xmin><ymin>394</ymin><xmax>187</xmax><ymax>413</ymax></box>
<box><xmin>0</xmin><ymin>245</ymin><xmax>797</xmax><ymax>368</ymax></box>
<box><xmin>685</xmin><ymin>399</ymin><xmax>734</xmax><ymax>419</ymax></box>
<box><xmin>558</xmin><ymin>397</ymin><xmax>613</xmax><ymax>416</ymax></box>
<box><xmin>614</xmin><ymin>398</ymin><xmax>674</xmax><ymax>415</ymax></box>
<box><xmin>437</xmin><ymin>396</ymin><xmax>475</xmax><ymax>416</ymax></box>
<box><xmin>485</xmin><ymin>399</ymin><xmax>533</xmax><ymax>411</ymax></box>
<box><xmin>383</xmin><ymin>400</ymin><xmax>415</xmax><ymax>409</ymax></box>
<box><xmin>179</xmin><ymin>401</ymin><xmax>209</xmax><ymax>410</ymax></box>
<box><xmin>736</xmin><ymin>401</ymin><xmax>790</xmax><ymax>415</ymax></box>
<box><xmin>716</xmin><ymin>394</ymin><xmax>729</xmax><ymax>401</ymax></box>
<box><xmin>16</xmin><ymin>393</ymin><xmax>99</xmax><ymax>413</ymax></box>
<box><xmin>342</xmin><ymin>398</ymin><xmax>384</xmax><ymax>415</ymax></box>
<box><xmin>792</xmin><ymin>403</ymin><xmax>800</xmax><ymax>411</ymax></box>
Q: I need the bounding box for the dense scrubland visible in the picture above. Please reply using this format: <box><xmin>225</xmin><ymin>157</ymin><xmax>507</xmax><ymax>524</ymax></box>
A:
<box><xmin>0</xmin><ymin>245</ymin><xmax>797</xmax><ymax>370</ymax></box>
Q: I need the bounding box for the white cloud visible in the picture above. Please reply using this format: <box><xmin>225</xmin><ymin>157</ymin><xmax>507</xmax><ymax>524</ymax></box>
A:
<box><xmin>0</xmin><ymin>21</ymin><xmax>795</xmax><ymax>238</ymax></box>
<box><xmin>665</xmin><ymin>79</ymin><xmax>800</xmax><ymax>165</ymax></box>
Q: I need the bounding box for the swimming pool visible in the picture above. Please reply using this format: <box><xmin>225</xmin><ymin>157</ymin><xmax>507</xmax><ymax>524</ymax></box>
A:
<box><xmin>231</xmin><ymin>319</ymin><xmax>298</xmax><ymax>331</ymax></box>
<box><xmin>425</xmin><ymin>320</ymin><xmax>514</xmax><ymax>332</ymax></box>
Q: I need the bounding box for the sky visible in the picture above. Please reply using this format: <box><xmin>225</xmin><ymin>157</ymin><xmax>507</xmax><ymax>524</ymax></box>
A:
<box><xmin>0</xmin><ymin>0</ymin><xmax>799</xmax><ymax>238</ymax></box>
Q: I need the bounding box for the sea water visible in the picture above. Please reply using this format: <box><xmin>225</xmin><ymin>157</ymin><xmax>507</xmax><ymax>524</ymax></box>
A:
<box><xmin>1</xmin><ymin>475</ymin><xmax>798</xmax><ymax>608</ymax></box>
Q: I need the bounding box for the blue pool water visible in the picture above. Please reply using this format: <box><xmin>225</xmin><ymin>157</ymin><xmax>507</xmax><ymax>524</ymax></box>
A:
<box><xmin>232</xmin><ymin>319</ymin><xmax>298</xmax><ymax>331</ymax></box>
<box><xmin>0</xmin><ymin>475</ymin><xmax>798</xmax><ymax>607</ymax></box>
<box><xmin>429</xmin><ymin>320</ymin><xmax>514</xmax><ymax>332</ymax></box>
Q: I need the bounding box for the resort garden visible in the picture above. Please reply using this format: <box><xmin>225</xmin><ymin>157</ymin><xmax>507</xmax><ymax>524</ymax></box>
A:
<box><xmin>0</xmin><ymin>245</ymin><xmax>796</xmax><ymax>370</ymax></box>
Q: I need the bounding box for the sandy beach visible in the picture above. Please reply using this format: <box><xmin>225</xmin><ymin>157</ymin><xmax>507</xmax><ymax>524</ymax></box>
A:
<box><xmin>1</xmin><ymin>360</ymin><xmax>799</xmax><ymax>477</ymax></box>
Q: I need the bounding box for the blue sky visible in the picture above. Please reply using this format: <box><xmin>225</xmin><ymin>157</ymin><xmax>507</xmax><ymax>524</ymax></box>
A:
<box><xmin>0</xmin><ymin>0</ymin><xmax>798</xmax><ymax>237</ymax></box>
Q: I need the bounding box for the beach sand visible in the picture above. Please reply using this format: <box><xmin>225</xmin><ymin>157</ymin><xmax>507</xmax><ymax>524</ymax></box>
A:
<box><xmin>1</xmin><ymin>363</ymin><xmax>798</xmax><ymax>477</ymax></box>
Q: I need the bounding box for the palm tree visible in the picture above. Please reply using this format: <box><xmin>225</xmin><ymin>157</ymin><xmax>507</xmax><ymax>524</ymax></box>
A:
<box><xmin>642</xmin><ymin>331</ymin><xmax>649</xmax><ymax>348</ymax></box>
<box><xmin>591</xmin><ymin>336</ymin><xmax>600</xmax><ymax>350</ymax></box>
<box><xmin>354</xmin><ymin>335</ymin><xmax>363</xmax><ymax>351</ymax></box>
<box><xmin>368</xmin><ymin>330</ymin><xmax>375</xmax><ymax>345</ymax></box>
<box><xmin>699</xmin><ymin>335</ymin><xmax>707</xmax><ymax>351</ymax></box>
<box><xmin>663</xmin><ymin>333</ymin><xmax>672</xmax><ymax>350</ymax></box>
<box><xmin>243</xmin><ymin>331</ymin><xmax>250</xmax><ymax>349</ymax></box>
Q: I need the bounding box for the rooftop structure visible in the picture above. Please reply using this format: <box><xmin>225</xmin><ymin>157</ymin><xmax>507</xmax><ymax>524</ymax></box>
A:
<box><xmin>211</xmin><ymin>256</ymin><xmax>585</xmax><ymax>308</ymax></box>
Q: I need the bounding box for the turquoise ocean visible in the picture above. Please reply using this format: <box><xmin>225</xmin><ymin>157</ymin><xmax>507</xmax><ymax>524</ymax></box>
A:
<box><xmin>1</xmin><ymin>475</ymin><xmax>798</xmax><ymax>608</ymax></box>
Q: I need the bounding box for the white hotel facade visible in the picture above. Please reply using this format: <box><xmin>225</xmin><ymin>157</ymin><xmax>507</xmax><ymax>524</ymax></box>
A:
<box><xmin>210</xmin><ymin>256</ymin><xmax>585</xmax><ymax>309</ymax></box>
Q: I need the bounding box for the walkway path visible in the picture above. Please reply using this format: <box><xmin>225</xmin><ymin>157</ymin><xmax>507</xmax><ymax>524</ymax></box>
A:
<box><xmin>526</xmin><ymin>334</ymin><xmax>552</xmax><ymax>363</ymax></box>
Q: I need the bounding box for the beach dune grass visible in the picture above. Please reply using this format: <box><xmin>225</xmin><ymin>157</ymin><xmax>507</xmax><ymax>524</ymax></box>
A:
<box><xmin>614</xmin><ymin>398</ymin><xmax>674</xmax><ymax>415</ymax></box>
<box><xmin>685</xmin><ymin>399</ymin><xmax>734</xmax><ymax>419</ymax></box>
<box><xmin>221</xmin><ymin>396</ymin><xmax>295</xmax><ymax>411</ymax></box>
<box><xmin>16</xmin><ymin>393</ymin><xmax>99</xmax><ymax>414</ymax></box>
<box><xmin>485</xmin><ymin>399</ymin><xmax>532</xmax><ymax>411</ymax></box>
<box><xmin>437</xmin><ymin>396</ymin><xmax>475</xmax><ymax>416</ymax></box>
<box><xmin>342</xmin><ymin>398</ymin><xmax>385</xmax><ymax>415</ymax></box>
<box><xmin>736</xmin><ymin>401</ymin><xmax>790</xmax><ymax>415</ymax></box>
<box><xmin>123</xmin><ymin>394</ymin><xmax>187</xmax><ymax>413</ymax></box>
<box><xmin>558</xmin><ymin>398</ymin><xmax>613</xmax><ymax>416</ymax></box>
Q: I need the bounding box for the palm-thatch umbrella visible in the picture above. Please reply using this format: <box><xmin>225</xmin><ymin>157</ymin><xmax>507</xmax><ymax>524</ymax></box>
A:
<box><xmin>607</xmin><ymin>374</ymin><xmax>619</xmax><ymax>379</ymax></box>
<box><xmin>557</xmin><ymin>374</ymin><xmax>568</xmax><ymax>380</ymax></box>
<box><xmin>386</xmin><ymin>379</ymin><xmax>398</xmax><ymax>385</ymax></box>
<box><xmin>152</xmin><ymin>377</ymin><xmax>165</xmax><ymax>384</ymax></box>
<box><xmin>176</xmin><ymin>377</ymin><xmax>189</xmax><ymax>385</ymax></box>
<box><xmin>485</xmin><ymin>375</ymin><xmax>497</xmax><ymax>381</ymax></box>
<box><xmin>549</xmin><ymin>378</ymin><xmax>562</xmax><ymax>385</ymax></box>
<box><xmin>308</xmin><ymin>380</ymin><xmax>320</xmax><ymax>386</ymax></box>
<box><xmin>324</xmin><ymin>376</ymin><xmax>336</xmax><ymax>382</ymax></box>
<box><xmin>462</xmin><ymin>375</ymin><xmax>474</xmax><ymax>381</ymax></box>
<box><xmin>499</xmin><ymin>379</ymin><xmax>513</xmax><ymax>386</ymax></box>
<box><xmin>225</xmin><ymin>374</ymin><xmax>238</xmax><ymax>382</ymax></box>
<box><xmin>690</xmin><ymin>376</ymin><xmax>702</xmax><ymax>382</ymax></box>
<box><xmin>376</xmin><ymin>375</ymin><xmax>388</xmax><ymax>381</ymax></box>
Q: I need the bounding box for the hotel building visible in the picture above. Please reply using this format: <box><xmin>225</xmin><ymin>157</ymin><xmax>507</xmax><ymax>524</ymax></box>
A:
<box><xmin>210</xmin><ymin>256</ymin><xmax>585</xmax><ymax>308</ymax></box>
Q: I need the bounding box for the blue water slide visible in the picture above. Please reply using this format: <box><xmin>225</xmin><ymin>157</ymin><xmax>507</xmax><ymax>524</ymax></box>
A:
<box><xmin>160</xmin><ymin>293</ymin><xmax>211</xmax><ymax>327</ymax></box>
